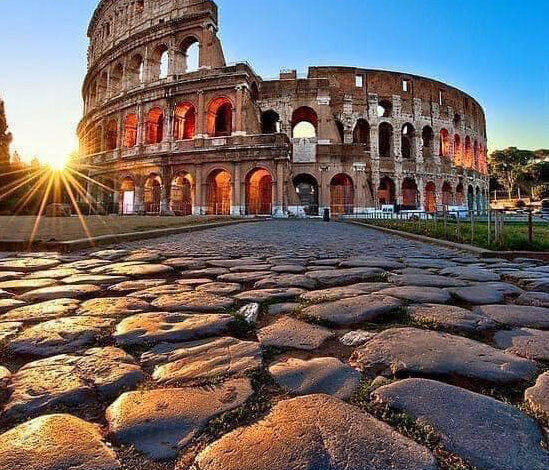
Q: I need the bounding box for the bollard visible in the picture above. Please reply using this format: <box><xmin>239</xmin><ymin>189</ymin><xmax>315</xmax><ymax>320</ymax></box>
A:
<box><xmin>323</xmin><ymin>208</ymin><xmax>330</xmax><ymax>222</ymax></box>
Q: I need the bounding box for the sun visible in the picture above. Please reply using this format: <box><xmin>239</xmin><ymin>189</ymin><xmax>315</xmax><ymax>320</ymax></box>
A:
<box><xmin>41</xmin><ymin>153</ymin><xmax>70</xmax><ymax>171</ymax></box>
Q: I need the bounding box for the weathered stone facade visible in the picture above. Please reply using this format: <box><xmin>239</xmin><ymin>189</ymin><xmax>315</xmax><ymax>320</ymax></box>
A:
<box><xmin>78</xmin><ymin>0</ymin><xmax>489</xmax><ymax>217</ymax></box>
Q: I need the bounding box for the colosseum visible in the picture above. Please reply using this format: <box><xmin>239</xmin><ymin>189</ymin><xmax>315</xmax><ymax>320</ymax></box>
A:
<box><xmin>78</xmin><ymin>0</ymin><xmax>489</xmax><ymax>217</ymax></box>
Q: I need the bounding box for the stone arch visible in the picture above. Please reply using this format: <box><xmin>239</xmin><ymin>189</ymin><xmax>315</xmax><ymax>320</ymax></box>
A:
<box><xmin>455</xmin><ymin>182</ymin><xmax>465</xmax><ymax>206</ymax></box>
<box><xmin>379</xmin><ymin>122</ymin><xmax>393</xmax><ymax>158</ymax></box>
<box><xmin>425</xmin><ymin>181</ymin><xmax>437</xmax><ymax>212</ymax></box>
<box><xmin>377</xmin><ymin>99</ymin><xmax>392</xmax><ymax>118</ymax></box>
<box><xmin>127</xmin><ymin>53</ymin><xmax>144</xmax><ymax>87</ymax></box>
<box><xmin>105</xmin><ymin>119</ymin><xmax>118</xmax><ymax>151</ymax></box>
<box><xmin>174</xmin><ymin>102</ymin><xmax>196</xmax><ymax>140</ymax></box>
<box><xmin>207</xmin><ymin>97</ymin><xmax>233</xmax><ymax>137</ymax></box>
<box><xmin>330</xmin><ymin>173</ymin><xmax>355</xmax><ymax>215</ymax></box>
<box><xmin>402</xmin><ymin>178</ymin><xmax>418</xmax><ymax>209</ymax></box>
<box><xmin>206</xmin><ymin>169</ymin><xmax>232</xmax><ymax>215</ymax></box>
<box><xmin>171</xmin><ymin>171</ymin><xmax>193</xmax><ymax>215</ymax></box>
<box><xmin>401</xmin><ymin>123</ymin><xmax>415</xmax><ymax>159</ymax></box>
<box><xmin>440</xmin><ymin>128</ymin><xmax>451</xmax><ymax>157</ymax></box>
<box><xmin>124</xmin><ymin>113</ymin><xmax>138</xmax><ymax>148</ymax></box>
<box><xmin>146</xmin><ymin>107</ymin><xmax>164</xmax><ymax>144</ymax></box>
<box><xmin>442</xmin><ymin>181</ymin><xmax>453</xmax><ymax>207</ymax></box>
<box><xmin>335</xmin><ymin>120</ymin><xmax>345</xmax><ymax>143</ymax></box>
<box><xmin>292</xmin><ymin>106</ymin><xmax>318</xmax><ymax>138</ymax></box>
<box><xmin>467</xmin><ymin>185</ymin><xmax>475</xmax><ymax>211</ymax></box>
<box><xmin>110</xmin><ymin>63</ymin><xmax>124</xmax><ymax>95</ymax></box>
<box><xmin>120</xmin><ymin>176</ymin><xmax>136</xmax><ymax>215</ymax></box>
<box><xmin>422</xmin><ymin>126</ymin><xmax>434</xmax><ymax>158</ymax></box>
<box><xmin>152</xmin><ymin>44</ymin><xmax>170</xmax><ymax>80</ymax></box>
<box><xmin>144</xmin><ymin>174</ymin><xmax>162</xmax><ymax>214</ymax></box>
<box><xmin>179</xmin><ymin>36</ymin><xmax>200</xmax><ymax>73</ymax></box>
<box><xmin>293</xmin><ymin>173</ymin><xmax>319</xmax><ymax>216</ymax></box>
<box><xmin>261</xmin><ymin>110</ymin><xmax>280</xmax><ymax>134</ymax></box>
<box><xmin>98</xmin><ymin>71</ymin><xmax>108</xmax><ymax>101</ymax></box>
<box><xmin>245</xmin><ymin>168</ymin><xmax>273</xmax><ymax>215</ymax></box>
<box><xmin>378</xmin><ymin>177</ymin><xmax>396</xmax><ymax>206</ymax></box>
<box><xmin>465</xmin><ymin>136</ymin><xmax>473</xmax><ymax>168</ymax></box>
<box><xmin>353</xmin><ymin>119</ymin><xmax>370</xmax><ymax>148</ymax></box>
<box><xmin>454</xmin><ymin>134</ymin><xmax>462</xmax><ymax>165</ymax></box>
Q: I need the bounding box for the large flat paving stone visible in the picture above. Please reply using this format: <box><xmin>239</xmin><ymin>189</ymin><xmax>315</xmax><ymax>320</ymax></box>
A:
<box><xmin>194</xmin><ymin>394</ymin><xmax>437</xmax><ymax>470</ymax></box>
<box><xmin>115</xmin><ymin>312</ymin><xmax>233</xmax><ymax>346</ymax></box>
<box><xmin>106</xmin><ymin>378</ymin><xmax>253</xmax><ymax>461</ymax></box>
<box><xmin>0</xmin><ymin>278</ymin><xmax>57</xmax><ymax>294</ymax></box>
<box><xmin>77</xmin><ymin>297</ymin><xmax>150</xmax><ymax>318</ymax></box>
<box><xmin>142</xmin><ymin>337</ymin><xmax>262</xmax><ymax>384</ymax></box>
<box><xmin>404</xmin><ymin>258</ymin><xmax>458</xmax><ymax>269</ymax></box>
<box><xmin>26</xmin><ymin>268</ymin><xmax>82</xmax><ymax>279</ymax></box>
<box><xmin>474</xmin><ymin>304</ymin><xmax>549</xmax><ymax>328</ymax></box>
<box><xmin>0</xmin><ymin>258</ymin><xmax>60</xmax><ymax>273</ymax></box>
<box><xmin>127</xmin><ymin>283</ymin><xmax>191</xmax><ymax>300</ymax></box>
<box><xmin>450</xmin><ymin>285</ymin><xmax>505</xmax><ymax>304</ymax></box>
<box><xmin>378</xmin><ymin>286</ymin><xmax>451</xmax><ymax>304</ymax></box>
<box><xmin>270</xmin><ymin>264</ymin><xmax>306</xmax><ymax>273</ymax></box>
<box><xmin>389</xmin><ymin>274</ymin><xmax>467</xmax><ymax>288</ymax></box>
<box><xmin>92</xmin><ymin>249</ymin><xmax>130</xmax><ymax>260</ymax></box>
<box><xmin>0</xmin><ymin>321</ymin><xmax>22</xmax><ymax>343</ymax></box>
<box><xmin>302</xmin><ymin>294</ymin><xmax>402</xmax><ymax>326</ymax></box>
<box><xmin>269</xmin><ymin>357</ymin><xmax>361</xmax><ymax>399</ymax></box>
<box><xmin>4</xmin><ymin>347</ymin><xmax>143</xmax><ymax>419</ymax></box>
<box><xmin>373</xmin><ymin>378</ymin><xmax>549</xmax><ymax>470</ymax></box>
<box><xmin>254</xmin><ymin>274</ymin><xmax>317</xmax><ymax>290</ymax></box>
<box><xmin>0</xmin><ymin>414</ymin><xmax>120</xmax><ymax>470</ymax></box>
<box><xmin>493</xmin><ymin>328</ymin><xmax>549</xmax><ymax>360</ymax></box>
<box><xmin>351</xmin><ymin>327</ymin><xmax>537</xmax><ymax>383</ymax></box>
<box><xmin>163</xmin><ymin>258</ymin><xmax>207</xmax><ymax>270</ymax></box>
<box><xmin>18</xmin><ymin>284</ymin><xmax>102</xmax><ymax>302</ymax></box>
<box><xmin>151</xmin><ymin>291</ymin><xmax>235</xmax><ymax>312</ymax></box>
<box><xmin>234</xmin><ymin>288</ymin><xmax>305</xmax><ymax>303</ymax></box>
<box><xmin>258</xmin><ymin>316</ymin><xmax>334</xmax><ymax>350</ymax></box>
<box><xmin>1</xmin><ymin>298</ymin><xmax>80</xmax><ymax>323</ymax></box>
<box><xmin>305</xmin><ymin>267</ymin><xmax>385</xmax><ymax>287</ymax></box>
<box><xmin>60</xmin><ymin>274</ymin><xmax>128</xmax><ymax>286</ymax></box>
<box><xmin>217</xmin><ymin>271</ymin><xmax>271</xmax><ymax>283</ymax></box>
<box><xmin>300</xmin><ymin>282</ymin><xmax>390</xmax><ymax>303</ymax></box>
<box><xmin>0</xmin><ymin>298</ymin><xmax>25</xmax><ymax>313</ymax></box>
<box><xmin>516</xmin><ymin>291</ymin><xmax>549</xmax><ymax>307</ymax></box>
<box><xmin>93</xmin><ymin>262</ymin><xmax>174</xmax><ymax>277</ymax></box>
<box><xmin>408</xmin><ymin>304</ymin><xmax>497</xmax><ymax>333</ymax></box>
<box><xmin>340</xmin><ymin>256</ymin><xmax>404</xmax><ymax>270</ymax></box>
<box><xmin>440</xmin><ymin>266</ymin><xmax>501</xmax><ymax>281</ymax></box>
<box><xmin>107</xmin><ymin>279</ymin><xmax>167</xmax><ymax>294</ymax></box>
<box><xmin>195</xmin><ymin>282</ymin><xmax>242</xmax><ymax>295</ymax></box>
<box><xmin>8</xmin><ymin>316</ymin><xmax>116</xmax><ymax>356</ymax></box>
<box><xmin>525</xmin><ymin>372</ymin><xmax>549</xmax><ymax>419</ymax></box>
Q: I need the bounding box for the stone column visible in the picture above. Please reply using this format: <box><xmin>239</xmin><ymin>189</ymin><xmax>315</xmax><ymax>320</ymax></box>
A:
<box><xmin>137</xmin><ymin>103</ymin><xmax>145</xmax><ymax>146</ymax></box>
<box><xmin>194</xmin><ymin>165</ymin><xmax>203</xmax><ymax>215</ymax></box>
<box><xmin>274</xmin><ymin>160</ymin><xmax>286</xmax><ymax>217</ymax></box>
<box><xmin>232</xmin><ymin>164</ymin><xmax>242</xmax><ymax>216</ymax></box>
<box><xmin>165</xmin><ymin>101</ymin><xmax>174</xmax><ymax>142</ymax></box>
<box><xmin>160</xmin><ymin>185</ymin><xmax>171</xmax><ymax>215</ymax></box>
<box><xmin>134</xmin><ymin>185</ymin><xmax>145</xmax><ymax>214</ymax></box>
<box><xmin>234</xmin><ymin>84</ymin><xmax>246</xmax><ymax>136</ymax></box>
<box><xmin>196</xmin><ymin>91</ymin><xmax>205</xmax><ymax>138</ymax></box>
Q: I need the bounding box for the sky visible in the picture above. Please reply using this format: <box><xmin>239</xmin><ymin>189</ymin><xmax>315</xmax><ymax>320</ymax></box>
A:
<box><xmin>0</xmin><ymin>0</ymin><xmax>547</xmax><ymax>165</ymax></box>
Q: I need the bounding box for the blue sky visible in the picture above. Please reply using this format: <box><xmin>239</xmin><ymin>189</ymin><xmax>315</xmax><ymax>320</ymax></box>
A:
<box><xmin>0</xmin><ymin>0</ymin><xmax>547</xmax><ymax>163</ymax></box>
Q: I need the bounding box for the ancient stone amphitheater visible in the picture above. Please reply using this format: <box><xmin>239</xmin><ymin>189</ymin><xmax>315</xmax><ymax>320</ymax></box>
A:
<box><xmin>78</xmin><ymin>0</ymin><xmax>489</xmax><ymax>217</ymax></box>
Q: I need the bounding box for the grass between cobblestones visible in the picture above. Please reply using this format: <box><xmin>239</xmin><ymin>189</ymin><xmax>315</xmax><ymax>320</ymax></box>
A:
<box><xmin>363</xmin><ymin>219</ymin><xmax>549</xmax><ymax>251</ymax></box>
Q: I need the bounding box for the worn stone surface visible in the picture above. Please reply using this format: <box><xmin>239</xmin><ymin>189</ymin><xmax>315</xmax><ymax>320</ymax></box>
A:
<box><xmin>351</xmin><ymin>327</ymin><xmax>537</xmax><ymax>383</ymax></box>
<box><xmin>26</xmin><ymin>268</ymin><xmax>82</xmax><ymax>279</ymax></box>
<box><xmin>0</xmin><ymin>278</ymin><xmax>57</xmax><ymax>294</ymax></box>
<box><xmin>254</xmin><ymin>274</ymin><xmax>317</xmax><ymax>290</ymax></box>
<box><xmin>269</xmin><ymin>357</ymin><xmax>361</xmax><ymax>399</ymax></box>
<box><xmin>0</xmin><ymin>258</ymin><xmax>60</xmax><ymax>273</ymax></box>
<box><xmin>474</xmin><ymin>304</ymin><xmax>549</xmax><ymax>328</ymax></box>
<box><xmin>270</xmin><ymin>264</ymin><xmax>306</xmax><ymax>273</ymax></box>
<box><xmin>77</xmin><ymin>297</ymin><xmax>150</xmax><ymax>318</ymax></box>
<box><xmin>339</xmin><ymin>329</ymin><xmax>376</xmax><ymax>346</ymax></box>
<box><xmin>516</xmin><ymin>291</ymin><xmax>549</xmax><ymax>307</ymax></box>
<box><xmin>19</xmin><ymin>284</ymin><xmax>102</xmax><ymax>302</ymax></box>
<box><xmin>0</xmin><ymin>321</ymin><xmax>22</xmax><ymax>343</ymax></box>
<box><xmin>1</xmin><ymin>298</ymin><xmax>81</xmax><ymax>322</ymax></box>
<box><xmin>127</xmin><ymin>283</ymin><xmax>192</xmax><ymax>300</ymax></box>
<box><xmin>267</xmin><ymin>302</ymin><xmax>300</xmax><ymax>315</ymax></box>
<box><xmin>4</xmin><ymin>347</ymin><xmax>143</xmax><ymax>418</ymax></box>
<box><xmin>340</xmin><ymin>256</ymin><xmax>404</xmax><ymax>270</ymax></box>
<box><xmin>106</xmin><ymin>378</ymin><xmax>253</xmax><ymax>460</ymax></box>
<box><xmin>450</xmin><ymin>285</ymin><xmax>505</xmax><ymax>304</ymax></box>
<box><xmin>115</xmin><ymin>312</ymin><xmax>233</xmax><ymax>346</ymax></box>
<box><xmin>0</xmin><ymin>414</ymin><xmax>121</xmax><ymax>470</ymax></box>
<box><xmin>389</xmin><ymin>274</ymin><xmax>467</xmax><ymax>288</ymax></box>
<box><xmin>302</xmin><ymin>294</ymin><xmax>402</xmax><ymax>326</ymax></box>
<box><xmin>258</xmin><ymin>316</ymin><xmax>334</xmax><ymax>350</ymax></box>
<box><xmin>216</xmin><ymin>271</ymin><xmax>271</xmax><ymax>283</ymax></box>
<box><xmin>440</xmin><ymin>266</ymin><xmax>500</xmax><ymax>282</ymax></box>
<box><xmin>493</xmin><ymin>328</ymin><xmax>549</xmax><ymax>360</ymax></box>
<box><xmin>151</xmin><ymin>291</ymin><xmax>235</xmax><ymax>312</ymax></box>
<box><xmin>61</xmin><ymin>274</ymin><xmax>128</xmax><ymax>286</ymax></box>
<box><xmin>378</xmin><ymin>286</ymin><xmax>451</xmax><ymax>304</ymax></box>
<box><xmin>408</xmin><ymin>304</ymin><xmax>497</xmax><ymax>332</ymax></box>
<box><xmin>96</xmin><ymin>262</ymin><xmax>174</xmax><ymax>277</ymax></box>
<box><xmin>299</xmin><ymin>282</ymin><xmax>390</xmax><ymax>303</ymax></box>
<box><xmin>525</xmin><ymin>372</ymin><xmax>549</xmax><ymax>419</ymax></box>
<box><xmin>9</xmin><ymin>316</ymin><xmax>115</xmax><ymax>356</ymax></box>
<box><xmin>195</xmin><ymin>282</ymin><xmax>242</xmax><ymax>295</ymax></box>
<box><xmin>108</xmin><ymin>279</ymin><xmax>167</xmax><ymax>293</ymax></box>
<box><xmin>373</xmin><ymin>379</ymin><xmax>549</xmax><ymax>470</ymax></box>
<box><xmin>0</xmin><ymin>298</ymin><xmax>25</xmax><ymax>313</ymax></box>
<box><xmin>306</xmin><ymin>267</ymin><xmax>385</xmax><ymax>287</ymax></box>
<box><xmin>234</xmin><ymin>288</ymin><xmax>305</xmax><ymax>303</ymax></box>
<box><xmin>194</xmin><ymin>394</ymin><xmax>437</xmax><ymax>470</ymax></box>
<box><xmin>142</xmin><ymin>337</ymin><xmax>262</xmax><ymax>384</ymax></box>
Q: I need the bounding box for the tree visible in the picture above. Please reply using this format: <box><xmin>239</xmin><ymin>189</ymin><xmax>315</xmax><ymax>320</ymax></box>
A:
<box><xmin>489</xmin><ymin>147</ymin><xmax>533</xmax><ymax>199</ymax></box>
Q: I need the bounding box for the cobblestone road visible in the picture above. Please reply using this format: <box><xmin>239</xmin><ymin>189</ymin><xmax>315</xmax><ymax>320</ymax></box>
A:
<box><xmin>0</xmin><ymin>220</ymin><xmax>547</xmax><ymax>470</ymax></box>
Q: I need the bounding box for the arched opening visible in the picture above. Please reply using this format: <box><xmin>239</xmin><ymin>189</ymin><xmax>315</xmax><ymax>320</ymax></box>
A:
<box><xmin>454</xmin><ymin>134</ymin><xmax>462</xmax><ymax>165</ymax></box>
<box><xmin>152</xmin><ymin>45</ymin><xmax>170</xmax><ymax>80</ymax></box>
<box><xmin>292</xmin><ymin>107</ymin><xmax>318</xmax><ymax>139</ymax></box>
<box><xmin>335</xmin><ymin>120</ymin><xmax>345</xmax><ymax>143</ymax></box>
<box><xmin>246</xmin><ymin>168</ymin><xmax>273</xmax><ymax>215</ymax></box>
<box><xmin>440</xmin><ymin>129</ymin><xmax>451</xmax><ymax>157</ymax></box>
<box><xmin>127</xmin><ymin>54</ymin><xmax>144</xmax><ymax>87</ymax></box>
<box><xmin>401</xmin><ymin>123</ymin><xmax>415</xmax><ymax>159</ymax></box>
<box><xmin>378</xmin><ymin>177</ymin><xmax>396</xmax><ymax>206</ymax></box>
<box><xmin>465</xmin><ymin>136</ymin><xmax>473</xmax><ymax>168</ymax></box>
<box><xmin>89</xmin><ymin>81</ymin><xmax>97</xmax><ymax>107</ymax></box>
<box><xmin>146</xmin><ymin>107</ymin><xmax>164</xmax><ymax>144</ymax></box>
<box><xmin>453</xmin><ymin>113</ymin><xmax>461</xmax><ymax>127</ymax></box>
<box><xmin>379</xmin><ymin>122</ymin><xmax>393</xmax><ymax>157</ymax></box>
<box><xmin>110</xmin><ymin>63</ymin><xmax>124</xmax><ymax>94</ymax></box>
<box><xmin>98</xmin><ymin>72</ymin><xmax>108</xmax><ymax>101</ymax></box>
<box><xmin>120</xmin><ymin>177</ymin><xmax>135</xmax><ymax>215</ymax></box>
<box><xmin>353</xmin><ymin>119</ymin><xmax>370</xmax><ymax>148</ymax></box>
<box><xmin>330</xmin><ymin>173</ymin><xmax>355</xmax><ymax>215</ymax></box>
<box><xmin>180</xmin><ymin>37</ymin><xmax>199</xmax><ymax>73</ymax></box>
<box><xmin>207</xmin><ymin>98</ymin><xmax>233</xmax><ymax>137</ymax></box>
<box><xmin>377</xmin><ymin>100</ymin><xmax>392</xmax><ymax>118</ymax></box>
<box><xmin>173</xmin><ymin>103</ymin><xmax>196</xmax><ymax>140</ymax></box>
<box><xmin>402</xmin><ymin>178</ymin><xmax>418</xmax><ymax>209</ymax></box>
<box><xmin>93</xmin><ymin>126</ymin><xmax>103</xmax><ymax>154</ymax></box>
<box><xmin>206</xmin><ymin>169</ymin><xmax>232</xmax><ymax>215</ymax></box>
<box><xmin>455</xmin><ymin>182</ymin><xmax>465</xmax><ymax>206</ymax></box>
<box><xmin>171</xmin><ymin>173</ymin><xmax>193</xmax><ymax>215</ymax></box>
<box><xmin>105</xmin><ymin>120</ymin><xmax>118</xmax><ymax>151</ymax></box>
<box><xmin>144</xmin><ymin>175</ymin><xmax>162</xmax><ymax>214</ymax></box>
<box><xmin>467</xmin><ymin>185</ymin><xmax>475</xmax><ymax>211</ymax></box>
<box><xmin>442</xmin><ymin>182</ymin><xmax>453</xmax><ymax>207</ymax></box>
<box><xmin>475</xmin><ymin>186</ymin><xmax>482</xmax><ymax>211</ymax></box>
<box><xmin>261</xmin><ymin>110</ymin><xmax>280</xmax><ymax>134</ymax></box>
<box><xmin>425</xmin><ymin>182</ymin><xmax>437</xmax><ymax>212</ymax></box>
<box><xmin>293</xmin><ymin>174</ymin><xmax>319</xmax><ymax>216</ymax></box>
<box><xmin>124</xmin><ymin>114</ymin><xmax>138</xmax><ymax>148</ymax></box>
<box><xmin>422</xmin><ymin>126</ymin><xmax>434</xmax><ymax>158</ymax></box>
